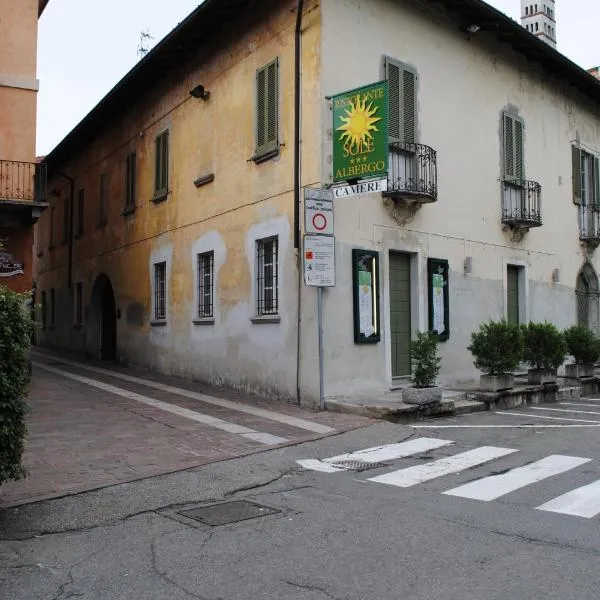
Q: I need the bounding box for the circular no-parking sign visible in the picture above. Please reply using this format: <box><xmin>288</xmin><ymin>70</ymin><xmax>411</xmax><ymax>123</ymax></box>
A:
<box><xmin>312</xmin><ymin>212</ymin><xmax>327</xmax><ymax>231</ymax></box>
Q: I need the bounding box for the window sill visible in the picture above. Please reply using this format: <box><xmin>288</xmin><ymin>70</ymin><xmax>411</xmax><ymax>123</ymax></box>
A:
<box><xmin>122</xmin><ymin>206</ymin><xmax>136</xmax><ymax>217</ymax></box>
<box><xmin>250</xmin><ymin>314</ymin><xmax>281</xmax><ymax>324</ymax></box>
<box><xmin>193</xmin><ymin>317</ymin><xmax>215</xmax><ymax>326</ymax></box>
<box><xmin>250</xmin><ymin>147</ymin><xmax>279</xmax><ymax>164</ymax></box>
<box><xmin>193</xmin><ymin>173</ymin><xmax>215</xmax><ymax>188</ymax></box>
<box><xmin>150</xmin><ymin>319</ymin><xmax>168</xmax><ymax>327</ymax></box>
<box><xmin>152</xmin><ymin>190</ymin><xmax>169</xmax><ymax>204</ymax></box>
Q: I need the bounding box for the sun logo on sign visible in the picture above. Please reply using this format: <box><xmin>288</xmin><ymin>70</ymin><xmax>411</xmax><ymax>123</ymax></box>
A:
<box><xmin>336</xmin><ymin>94</ymin><xmax>382</xmax><ymax>150</ymax></box>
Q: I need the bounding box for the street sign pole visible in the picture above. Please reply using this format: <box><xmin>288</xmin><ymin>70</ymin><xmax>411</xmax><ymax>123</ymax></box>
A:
<box><xmin>317</xmin><ymin>286</ymin><xmax>325</xmax><ymax>410</ymax></box>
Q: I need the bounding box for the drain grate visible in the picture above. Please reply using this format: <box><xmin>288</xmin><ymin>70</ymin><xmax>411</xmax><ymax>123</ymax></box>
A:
<box><xmin>326</xmin><ymin>459</ymin><xmax>387</xmax><ymax>472</ymax></box>
<box><xmin>178</xmin><ymin>500</ymin><xmax>280</xmax><ymax>526</ymax></box>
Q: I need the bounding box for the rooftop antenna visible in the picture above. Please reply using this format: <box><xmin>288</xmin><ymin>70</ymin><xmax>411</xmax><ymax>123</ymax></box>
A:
<box><xmin>137</xmin><ymin>30</ymin><xmax>153</xmax><ymax>59</ymax></box>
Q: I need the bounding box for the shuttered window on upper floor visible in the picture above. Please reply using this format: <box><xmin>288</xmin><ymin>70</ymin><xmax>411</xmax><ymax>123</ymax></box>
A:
<box><xmin>154</xmin><ymin>130</ymin><xmax>169</xmax><ymax>198</ymax></box>
<box><xmin>502</xmin><ymin>113</ymin><xmax>524</xmax><ymax>181</ymax></box>
<box><xmin>384</xmin><ymin>57</ymin><xmax>417</xmax><ymax>145</ymax></box>
<box><xmin>255</xmin><ymin>58</ymin><xmax>279</xmax><ymax>159</ymax></box>
<box><xmin>572</xmin><ymin>146</ymin><xmax>600</xmax><ymax>206</ymax></box>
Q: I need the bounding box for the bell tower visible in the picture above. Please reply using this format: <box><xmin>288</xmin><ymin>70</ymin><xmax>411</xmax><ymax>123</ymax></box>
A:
<box><xmin>521</xmin><ymin>0</ymin><xmax>556</xmax><ymax>48</ymax></box>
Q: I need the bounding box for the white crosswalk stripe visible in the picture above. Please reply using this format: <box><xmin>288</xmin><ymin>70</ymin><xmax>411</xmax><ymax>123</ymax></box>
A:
<box><xmin>531</xmin><ymin>406</ymin><xmax>600</xmax><ymax>417</ymax></box>
<box><xmin>443</xmin><ymin>455</ymin><xmax>591</xmax><ymax>501</ymax></box>
<box><xmin>537</xmin><ymin>479</ymin><xmax>600</xmax><ymax>518</ymax></box>
<box><xmin>367</xmin><ymin>446</ymin><xmax>517</xmax><ymax>488</ymax></box>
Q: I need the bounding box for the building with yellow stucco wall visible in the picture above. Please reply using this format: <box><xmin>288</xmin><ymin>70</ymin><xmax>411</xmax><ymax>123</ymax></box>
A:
<box><xmin>35</xmin><ymin>0</ymin><xmax>600</xmax><ymax>405</ymax></box>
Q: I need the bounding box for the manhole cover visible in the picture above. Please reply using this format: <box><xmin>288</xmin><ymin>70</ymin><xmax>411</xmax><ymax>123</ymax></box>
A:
<box><xmin>327</xmin><ymin>459</ymin><xmax>387</xmax><ymax>472</ymax></box>
<box><xmin>178</xmin><ymin>500</ymin><xmax>280</xmax><ymax>526</ymax></box>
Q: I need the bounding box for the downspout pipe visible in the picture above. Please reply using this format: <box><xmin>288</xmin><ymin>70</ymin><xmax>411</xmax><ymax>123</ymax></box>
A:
<box><xmin>294</xmin><ymin>0</ymin><xmax>304</xmax><ymax>405</ymax></box>
<box><xmin>56</xmin><ymin>170</ymin><xmax>75</xmax><ymax>289</ymax></box>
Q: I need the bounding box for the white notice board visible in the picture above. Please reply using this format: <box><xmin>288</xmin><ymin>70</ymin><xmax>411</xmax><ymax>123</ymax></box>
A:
<box><xmin>303</xmin><ymin>235</ymin><xmax>336</xmax><ymax>287</ymax></box>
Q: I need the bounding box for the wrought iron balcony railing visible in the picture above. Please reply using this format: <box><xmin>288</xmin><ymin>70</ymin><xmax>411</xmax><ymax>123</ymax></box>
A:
<box><xmin>384</xmin><ymin>142</ymin><xmax>438</xmax><ymax>203</ymax></box>
<box><xmin>579</xmin><ymin>205</ymin><xmax>600</xmax><ymax>244</ymax></box>
<box><xmin>501</xmin><ymin>179</ymin><xmax>542</xmax><ymax>228</ymax></box>
<box><xmin>0</xmin><ymin>159</ymin><xmax>47</xmax><ymax>203</ymax></box>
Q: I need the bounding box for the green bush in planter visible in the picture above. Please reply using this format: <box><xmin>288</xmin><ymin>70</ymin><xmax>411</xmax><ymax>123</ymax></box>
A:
<box><xmin>0</xmin><ymin>284</ymin><xmax>33</xmax><ymax>484</ymax></box>
<box><xmin>522</xmin><ymin>322</ymin><xmax>567</xmax><ymax>370</ymax></box>
<box><xmin>564</xmin><ymin>325</ymin><xmax>600</xmax><ymax>365</ymax></box>
<box><xmin>468</xmin><ymin>320</ymin><xmax>523</xmax><ymax>376</ymax></box>
<box><xmin>410</xmin><ymin>331</ymin><xmax>441</xmax><ymax>388</ymax></box>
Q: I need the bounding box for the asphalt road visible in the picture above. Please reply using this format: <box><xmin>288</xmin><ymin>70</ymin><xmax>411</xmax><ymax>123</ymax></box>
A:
<box><xmin>3</xmin><ymin>404</ymin><xmax>600</xmax><ymax>599</ymax></box>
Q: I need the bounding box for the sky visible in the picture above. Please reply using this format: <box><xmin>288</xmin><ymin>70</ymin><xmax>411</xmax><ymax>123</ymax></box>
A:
<box><xmin>36</xmin><ymin>0</ymin><xmax>598</xmax><ymax>156</ymax></box>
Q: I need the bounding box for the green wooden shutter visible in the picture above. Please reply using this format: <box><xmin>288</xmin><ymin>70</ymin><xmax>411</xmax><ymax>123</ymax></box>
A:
<box><xmin>402</xmin><ymin>68</ymin><xmax>416</xmax><ymax>145</ymax></box>
<box><xmin>255</xmin><ymin>58</ymin><xmax>279</xmax><ymax>155</ymax></box>
<box><xmin>384</xmin><ymin>58</ymin><xmax>416</xmax><ymax>145</ymax></box>
<box><xmin>515</xmin><ymin>119</ymin><xmax>524</xmax><ymax>180</ymax></box>
<box><xmin>572</xmin><ymin>146</ymin><xmax>582</xmax><ymax>205</ymax></box>
<box><xmin>594</xmin><ymin>156</ymin><xmax>600</xmax><ymax>207</ymax></box>
<box><xmin>162</xmin><ymin>131</ymin><xmax>169</xmax><ymax>191</ymax></box>
<box><xmin>503</xmin><ymin>114</ymin><xmax>514</xmax><ymax>179</ymax></box>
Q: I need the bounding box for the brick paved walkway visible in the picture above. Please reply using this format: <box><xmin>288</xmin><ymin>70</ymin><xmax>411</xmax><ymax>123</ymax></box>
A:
<box><xmin>0</xmin><ymin>351</ymin><xmax>371</xmax><ymax>508</ymax></box>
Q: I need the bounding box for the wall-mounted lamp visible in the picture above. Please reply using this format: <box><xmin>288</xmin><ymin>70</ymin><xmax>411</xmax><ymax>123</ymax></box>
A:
<box><xmin>552</xmin><ymin>268</ymin><xmax>560</xmax><ymax>283</ymax></box>
<box><xmin>464</xmin><ymin>256</ymin><xmax>473</xmax><ymax>274</ymax></box>
<box><xmin>190</xmin><ymin>84</ymin><xmax>210</xmax><ymax>100</ymax></box>
<box><xmin>465</xmin><ymin>24</ymin><xmax>481</xmax><ymax>34</ymax></box>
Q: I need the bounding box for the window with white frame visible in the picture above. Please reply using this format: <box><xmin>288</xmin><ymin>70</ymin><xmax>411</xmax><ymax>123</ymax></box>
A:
<box><xmin>256</xmin><ymin>237</ymin><xmax>278</xmax><ymax>316</ymax></box>
<box><xmin>197</xmin><ymin>251</ymin><xmax>214</xmax><ymax>319</ymax></box>
<box><xmin>154</xmin><ymin>262</ymin><xmax>167</xmax><ymax>321</ymax></box>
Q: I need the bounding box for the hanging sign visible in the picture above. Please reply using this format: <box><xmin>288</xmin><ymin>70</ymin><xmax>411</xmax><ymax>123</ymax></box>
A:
<box><xmin>332</xmin><ymin>81</ymin><xmax>388</xmax><ymax>183</ymax></box>
<box><xmin>0</xmin><ymin>251</ymin><xmax>24</xmax><ymax>278</ymax></box>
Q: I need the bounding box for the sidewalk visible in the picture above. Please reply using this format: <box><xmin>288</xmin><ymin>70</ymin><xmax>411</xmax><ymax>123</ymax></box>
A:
<box><xmin>0</xmin><ymin>350</ymin><xmax>371</xmax><ymax>508</ymax></box>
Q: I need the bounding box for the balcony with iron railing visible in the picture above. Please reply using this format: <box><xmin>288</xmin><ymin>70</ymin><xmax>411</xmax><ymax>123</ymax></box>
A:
<box><xmin>0</xmin><ymin>159</ymin><xmax>47</xmax><ymax>204</ymax></box>
<box><xmin>501</xmin><ymin>178</ymin><xmax>542</xmax><ymax>229</ymax></box>
<box><xmin>579</xmin><ymin>205</ymin><xmax>600</xmax><ymax>245</ymax></box>
<box><xmin>383</xmin><ymin>142</ymin><xmax>438</xmax><ymax>204</ymax></box>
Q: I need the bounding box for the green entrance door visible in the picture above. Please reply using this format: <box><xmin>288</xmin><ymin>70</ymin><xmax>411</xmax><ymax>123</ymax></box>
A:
<box><xmin>507</xmin><ymin>265</ymin><xmax>520</xmax><ymax>325</ymax></box>
<box><xmin>389</xmin><ymin>252</ymin><xmax>412</xmax><ymax>377</ymax></box>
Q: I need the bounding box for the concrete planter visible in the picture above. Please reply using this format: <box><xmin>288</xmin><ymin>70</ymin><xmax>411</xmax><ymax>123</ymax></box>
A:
<box><xmin>527</xmin><ymin>368</ymin><xmax>557</xmax><ymax>385</ymax></box>
<box><xmin>402</xmin><ymin>386</ymin><xmax>443</xmax><ymax>405</ymax></box>
<box><xmin>480</xmin><ymin>373</ymin><xmax>514</xmax><ymax>392</ymax></box>
<box><xmin>565</xmin><ymin>364</ymin><xmax>595</xmax><ymax>379</ymax></box>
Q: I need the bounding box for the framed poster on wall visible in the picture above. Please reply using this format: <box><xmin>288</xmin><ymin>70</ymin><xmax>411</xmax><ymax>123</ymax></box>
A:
<box><xmin>352</xmin><ymin>249</ymin><xmax>380</xmax><ymax>344</ymax></box>
<box><xmin>427</xmin><ymin>258</ymin><xmax>449</xmax><ymax>341</ymax></box>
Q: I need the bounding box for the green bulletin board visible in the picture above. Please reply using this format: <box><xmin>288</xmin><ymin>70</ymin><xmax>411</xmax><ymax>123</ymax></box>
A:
<box><xmin>427</xmin><ymin>258</ymin><xmax>449</xmax><ymax>341</ymax></box>
<box><xmin>352</xmin><ymin>249</ymin><xmax>380</xmax><ymax>344</ymax></box>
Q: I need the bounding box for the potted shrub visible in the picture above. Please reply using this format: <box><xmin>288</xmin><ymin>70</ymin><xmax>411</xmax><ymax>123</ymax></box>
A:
<box><xmin>564</xmin><ymin>326</ymin><xmax>600</xmax><ymax>378</ymax></box>
<box><xmin>522</xmin><ymin>322</ymin><xmax>567</xmax><ymax>385</ymax></box>
<box><xmin>468</xmin><ymin>320</ymin><xmax>523</xmax><ymax>391</ymax></box>
<box><xmin>403</xmin><ymin>331</ymin><xmax>442</xmax><ymax>405</ymax></box>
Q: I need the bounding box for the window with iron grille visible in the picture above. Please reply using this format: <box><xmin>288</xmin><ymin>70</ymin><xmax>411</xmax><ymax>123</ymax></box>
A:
<box><xmin>50</xmin><ymin>288</ymin><xmax>56</xmax><ymax>327</ymax></box>
<box><xmin>98</xmin><ymin>173</ymin><xmax>108</xmax><ymax>226</ymax></box>
<box><xmin>154</xmin><ymin>262</ymin><xmax>167</xmax><ymax>321</ymax></box>
<box><xmin>154</xmin><ymin>131</ymin><xmax>169</xmax><ymax>198</ymax></box>
<box><xmin>75</xmin><ymin>282</ymin><xmax>83</xmax><ymax>326</ymax></box>
<box><xmin>125</xmin><ymin>152</ymin><xmax>136</xmax><ymax>213</ymax></box>
<box><xmin>256</xmin><ymin>237</ymin><xmax>278</xmax><ymax>315</ymax></box>
<box><xmin>62</xmin><ymin>198</ymin><xmax>70</xmax><ymax>243</ymax></box>
<box><xmin>75</xmin><ymin>189</ymin><xmax>84</xmax><ymax>237</ymax></box>
<box><xmin>41</xmin><ymin>291</ymin><xmax>47</xmax><ymax>326</ymax></box>
<box><xmin>255</xmin><ymin>58</ymin><xmax>279</xmax><ymax>158</ymax></box>
<box><xmin>197</xmin><ymin>251</ymin><xmax>214</xmax><ymax>318</ymax></box>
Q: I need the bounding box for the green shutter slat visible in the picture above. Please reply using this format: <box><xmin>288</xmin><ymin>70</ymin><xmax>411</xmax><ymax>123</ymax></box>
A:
<box><xmin>503</xmin><ymin>114</ymin><xmax>515</xmax><ymax>179</ymax></box>
<box><xmin>515</xmin><ymin>119</ymin><xmax>524</xmax><ymax>181</ymax></box>
<box><xmin>256</xmin><ymin>67</ymin><xmax>267</xmax><ymax>150</ymax></box>
<box><xmin>386</xmin><ymin>59</ymin><xmax>401</xmax><ymax>142</ymax></box>
<box><xmin>266</xmin><ymin>60</ymin><xmax>278</xmax><ymax>146</ymax></box>
<box><xmin>163</xmin><ymin>131</ymin><xmax>169</xmax><ymax>190</ymax></box>
<box><xmin>402</xmin><ymin>69</ymin><xmax>416</xmax><ymax>145</ymax></box>
<box><xmin>572</xmin><ymin>146</ymin><xmax>582</xmax><ymax>204</ymax></box>
<box><xmin>594</xmin><ymin>156</ymin><xmax>600</xmax><ymax>207</ymax></box>
<box><xmin>154</xmin><ymin>136</ymin><xmax>161</xmax><ymax>192</ymax></box>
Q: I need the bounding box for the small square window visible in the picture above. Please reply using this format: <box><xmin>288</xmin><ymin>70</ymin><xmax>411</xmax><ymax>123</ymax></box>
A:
<box><xmin>256</xmin><ymin>237</ymin><xmax>278</xmax><ymax>316</ymax></box>
<box><xmin>197</xmin><ymin>251</ymin><xmax>214</xmax><ymax>319</ymax></box>
<box><xmin>154</xmin><ymin>262</ymin><xmax>167</xmax><ymax>321</ymax></box>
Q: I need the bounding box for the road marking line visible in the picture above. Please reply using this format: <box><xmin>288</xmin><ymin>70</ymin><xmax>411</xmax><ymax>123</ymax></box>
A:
<box><xmin>35</xmin><ymin>363</ymin><xmax>289</xmax><ymax>446</ymax></box>
<box><xmin>496</xmin><ymin>411</ymin><xmax>600</xmax><ymax>424</ymax></box>
<box><xmin>537</xmin><ymin>479</ymin><xmax>600</xmax><ymax>518</ymax></box>
<box><xmin>411</xmin><ymin>424</ymin><xmax>600</xmax><ymax>428</ymax></box>
<box><xmin>32</xmin><ymin>353</ymin><xmax>333</xmax><ymax>434</ymax></box>
<box><xmin>444</xmin><ymin>455</ymin><xmax>591</xmax><ymax>501</ymax></box>
<box><xmin>367</xmin><ymin>447</ymin><xmax>517</xmax><ymax>488</ymax></box>
<box><xmin>323</xmin><ymin>438</ymin><xmax>454</xmax><ymax>465</ymax></box>
<box><xmin>560</xmin><ymin>402</ymin><xmax>600</xmax><ymax>408</ymax></box>
<box><xmin>531</xmin><ymin>406</ymin><xmax>600</xmax><ymax>416</ymax></box>
<box><xmin>296</xmin><ymin>438</ymin><xmax>454</xmax><ymax>472</ymax></box>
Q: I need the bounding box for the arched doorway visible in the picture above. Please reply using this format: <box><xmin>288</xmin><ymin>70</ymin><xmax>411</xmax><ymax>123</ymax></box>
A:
<box><xmin>576</xmin><ymin>262</ymin><xmax>600</xmax><ymax>335</ymax></box>
<box><xmin>89</xmin><ymin>274</ymin><xmax>117</xmax><ymax>361</ymax></box>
